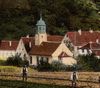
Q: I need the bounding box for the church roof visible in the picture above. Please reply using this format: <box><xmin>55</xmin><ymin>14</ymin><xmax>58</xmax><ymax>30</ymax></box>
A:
<box><xmin>21</xmin><ymin>37</ymin><xmax>35</xmax><ymax>45</ymax></box>
<box><xmin>47</xmin><ymin>35</ymin><xmax>63</xmax><ymax>42</ymax></box>
<box><xmin>36</xmin><ymin>17</ymin><xmax>46</xmax><ymax>26</ymax></box>
<box><xmin>21</xmin><ymin>34</ymin><xmax>64</xmax><ymax>54</ymax></box>
<box><xmin>0</xmin><ymin>40</ymin><xmax>19</xmax><ymax>50</ymax></box>
<box><xmin>29</xmin><ymin>42</ymin><xmax>60</xmax><ymax>56</ymax></box>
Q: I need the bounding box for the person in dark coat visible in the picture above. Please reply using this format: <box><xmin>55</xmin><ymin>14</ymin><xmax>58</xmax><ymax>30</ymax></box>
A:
<box><xmin>70</xmin><ymin>71</ymin><xmax>78</xmax><ymax>88</ymax></box>
<box><xmin>21</xmin><ymin>65</ymin><xmax>28</xmax><ymax>81</ymax></box>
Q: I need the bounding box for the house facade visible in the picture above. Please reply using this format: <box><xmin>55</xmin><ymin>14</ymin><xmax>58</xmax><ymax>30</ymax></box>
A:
<box><xmin>0</xmin><ymin>40</ymin><xmax>19</xmax><ymax>60</ymax></box>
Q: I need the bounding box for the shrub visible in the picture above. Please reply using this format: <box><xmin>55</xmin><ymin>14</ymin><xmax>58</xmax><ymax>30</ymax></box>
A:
<box><xmin>51</xmin><ymin>61</ymin><xmax>67</xmax><ymax>71</ymax></box>
<box><xmin>37</xmin><ymin>61</ymin><xmax>51</xmax><ymax>71</ymax></box>
<box><xmin>37</xmin><ymin>60</ymin><xmax>76</xmax><ymax>71</ymax></box>
<box><xmin>0</xmin><ymin>60</ymin><xmax>6</xmax><ymax>65</ymax></box>
<box><xmin>23</xmin><ymin>59</ymin><xmax>29</xmax><ymax>67</ymax></box>
<box><xmin>77</xmin><ymin>54</ymin><xmax>100</xmax><ymax>71</ymax></box>
<box><xmin>6</xmin><ymin>54</ymin><xmax>29</xmax><ymax>67</ymax></box>
<box><xmin>6</xmin><ymin>56</ymin><xmax>15</xmax><ymax>66</ymax></box>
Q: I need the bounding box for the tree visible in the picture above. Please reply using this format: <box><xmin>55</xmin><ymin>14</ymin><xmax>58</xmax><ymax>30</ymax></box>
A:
<box><xmin>6</xmin><ymin>54</ymin><xmax>29</xmax><ymax>67</ymax></box>
<box><xmin>77</xmin><ymin>54</ymin><xmax>100</xmax><ymax>71</ymax></box>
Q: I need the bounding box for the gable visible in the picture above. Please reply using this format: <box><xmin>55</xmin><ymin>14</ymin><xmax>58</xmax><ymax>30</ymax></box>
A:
<box><xmin>52</xmin><ymin>43</ymin><xmax>73</xmax><ymax>57</ymax></box>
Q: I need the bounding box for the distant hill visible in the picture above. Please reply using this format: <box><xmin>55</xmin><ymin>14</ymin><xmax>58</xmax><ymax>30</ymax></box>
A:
<box><xmin>0</xmin><ymin>0</ymin><xmax>30</xmax><ymax>9</ymax></box>
<box><xmin>0</xmin><ymin>0</ymin><xmax>99</xmax><ymax>40</ymax></box>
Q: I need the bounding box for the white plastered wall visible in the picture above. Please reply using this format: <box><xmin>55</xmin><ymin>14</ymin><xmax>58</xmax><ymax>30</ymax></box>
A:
<box><xmin>52</xmin><ymin>43</ymin><xmax>73</xmax><ymax>59</ymax></box>
<box><xmin>51</xmin><ymin>43</ymin><xmax>77</xmax><ymax>65</ymax></box>
<box><xmin>0</xmin><ymin>50</ymin><xmax>16</xmax><ymax>60</ymax></box>
<box><xmin>16</xmin><ymin>39</ymin><xmax>30</xmax><ymax>60</ymax></box>
<box><xmin>35</xmin><ymin>33</ymin><xmax>47</xmax><ymax>45</ymax></box>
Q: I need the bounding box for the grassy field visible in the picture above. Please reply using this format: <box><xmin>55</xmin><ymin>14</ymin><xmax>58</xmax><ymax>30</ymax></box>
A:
<box><xmin>0</xmin><ymin>79</ymin><xmax>69</xmax><ymax>88</ymax></box>
<box><xmin>0</xmin><ymin>66</ymin><xmax>100</xmax><ymax>88</ymax></box>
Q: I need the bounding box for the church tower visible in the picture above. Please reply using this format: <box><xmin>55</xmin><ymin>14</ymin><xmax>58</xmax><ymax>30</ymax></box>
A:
<box><xmin>35</xmin><ymin>14</ymin><xmax>47</xmax><ymax>45</ymax></box>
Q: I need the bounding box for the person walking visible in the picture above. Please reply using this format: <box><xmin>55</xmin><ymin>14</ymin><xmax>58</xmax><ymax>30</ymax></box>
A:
<box><xmin>70</xmin><ymin>71</ymin><xmax>78</xmax><ymax>88</ymax></box>
<box><xmin>21</xmin><ymin>65</ymin><xmax>28</xmax><ymax>81</ymax></box>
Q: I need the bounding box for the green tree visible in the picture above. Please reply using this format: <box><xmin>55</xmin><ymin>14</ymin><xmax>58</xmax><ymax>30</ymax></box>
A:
<box><xmin>77</xmin><ymin>54</ymin><xmax>100</xmax><ymax>71</ymax></box>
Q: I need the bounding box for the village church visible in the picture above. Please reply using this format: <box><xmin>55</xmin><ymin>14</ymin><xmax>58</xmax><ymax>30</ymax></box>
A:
<box><xmin>0</xmin><ymin>15</ymin><xmax>77</xmax><ymax>66</ymax></box>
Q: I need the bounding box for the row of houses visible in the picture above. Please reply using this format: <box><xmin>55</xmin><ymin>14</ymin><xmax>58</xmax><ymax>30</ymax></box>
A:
<box><xmin>0</xmin><ymin>16</ymin><xmax>100</xmax><ymax>66</ymax></box>
<box><xmin>66</xmin><ymin>30</ymin><xmax>100</xmax><ymax>58</ymax></box>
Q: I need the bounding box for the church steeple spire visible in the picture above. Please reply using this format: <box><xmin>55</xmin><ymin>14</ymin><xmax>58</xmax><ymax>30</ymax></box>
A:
<box><xmin>40</xmin><ymin>13</ymin><xmax>42</xmax><ymax>20</ymax></box>
<box><xmin>35</xmin><ymin>13</ymin><xmax>47</xmax><ymax>45</ymax></box>
<box><xmin>36</xmin><ymin>13</ymin><xmax>46</xmax><ymax>34</ymax></box>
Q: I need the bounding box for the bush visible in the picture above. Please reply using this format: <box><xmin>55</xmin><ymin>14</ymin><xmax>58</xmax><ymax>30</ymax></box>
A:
<box><xmin>37</xmin><ymin>60</ymin><xmax>76</xmax><ymax>72</ymax></box>
<box><xmin>6</xmin><ymin>54</ymin><xmax>29</xmax><ymax>67</ymax></box>
<box><xmin>37</xmin><ymin>61</ymin><xmax>51</xmax><ymax>71</ymax></box>
<box><xmin>51</xmin><ymin>60</ymin><xmax>76</xmax><ymax>71</ymax></box>
<box><xmin>23</xmin><ymin>59</ymin><xmax>29</xmax><ymax>67</ymax></box>
<box><xmin>0</xmin><ymin>60</ymin><xmax>6</xmax><ymax>65</ymax></box>
<box><xmin>51</xmin><ymin>61</ymin><xmax>67</xmax><ymax>71</ymax></box>
<box><xmin>77</xmin><ymin>54</ymin><xmax>100</xmax><ymax>71</ymax></box>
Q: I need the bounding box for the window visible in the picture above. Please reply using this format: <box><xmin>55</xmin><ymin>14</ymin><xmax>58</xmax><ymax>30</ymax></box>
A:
<box><xmin>37</xmin><ymin>56</ymin><xmax>39</xmax><ymax>65</ymax></box>
<box><xmin>30</xmin><ymin>56</ymin><xmax>32</xmax><ymax>64</ymax></box>
<box><xmin>40</xmin><ymin>57</ymin><xmax>43</xmax><ymax>62</ymax></box>
<box><xmin>46</xmin><ymin>58</ymin><xmax>49</xmax><ymax>63</ymax></box>
<box><xmin>43</xmin><ymin>57</ymin><xmax>49</xmax><ymax>63</ymax></box>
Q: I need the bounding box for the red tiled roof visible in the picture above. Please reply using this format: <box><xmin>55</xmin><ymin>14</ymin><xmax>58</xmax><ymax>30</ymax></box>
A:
<box><xmin>80</xmin><ymin>42</ymin><xmax>100</xmax><ymax>50</ymax></box>
<box><xmin>21</xmin><ymin>37</ymin><xmax>35</xmax><ymax>45</ymax></box>
<box><xmin>21</xmin><ymin>35</ymin><xmax>63</xmax><ymax>45</ymax></box>
<box><xmin>47</xmin><ymin>35</ymin><xmax>63</xmax><ymax>42</ymax></box>
<box><xmin>21</xmin><ymin>37</ymin><xmax>35</xmax><ymax>52</ymax></box>
<box><xmin>29</xmin><ymin>42</ymin><xmax>60</xmax><ymax>56</ymax></box>
<box><xmin>0</xmin><ymin>40</ymin><xmax>19</xmax><ymax>50</ymax></box>
<box><xmin>67</xmin><ymin>31</ymin><xmax>100</xmax><ymax>46</ymax></box>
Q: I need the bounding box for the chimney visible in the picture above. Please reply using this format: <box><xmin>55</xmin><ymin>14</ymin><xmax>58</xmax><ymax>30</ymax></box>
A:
<box><xmin>9</xmin><ymin>41</ymin><xmax>12</xmax><ymax>47</ymax></box>
<box><xmin>29</xmin><ymin>42</ymin><xmax>32</xmax><ymax>48</ymax></box>
<box><xmin>96</xmin><ymin>39</ymin><xmax>99</xmax><ymax>43</ymax></box>
<box><xmin>26</xmin><ymin>35</ymin><xmax>29</xmax><ymax>38</ymax></box>
<box><xmin>89</xmin><ymin>28</ymin><xmax>93</xmax><ymax>33</ymax></box>
<box><xmin>78</xmin><ymin>29</ymin><xmax>81</xmax><ymax>35</ymax></box>
<box><xmin>89</xmin><ymin>41</ymin><xmax>92</xmax><ymax>44</ymax></box>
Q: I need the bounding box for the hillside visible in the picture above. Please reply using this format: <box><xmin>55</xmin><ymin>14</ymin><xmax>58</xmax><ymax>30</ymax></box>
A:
<box><xmin>0</xmin><ymin>0</ymin><xmax>100</xmax><ymax>40</ymax></box>
<box><xmin>0</xmin><ymin>0</ymin><xmax>30</xmax><ymax>9</ymax></box>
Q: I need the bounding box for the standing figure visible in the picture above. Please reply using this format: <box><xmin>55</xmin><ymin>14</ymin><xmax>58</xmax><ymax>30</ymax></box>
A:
<box><xmin>70</xmin><ymin>71</ymin><xmax>78</xmax><ymax>88</ymax></box>
<box><xmin>21</xmin><ymin>65</ymin><xmax>28</xmax><ymax>81</ymax></box>
<box><xmin>98</xmin><ymin>76</ymin><xmax>100</xmax><ymax>88</ymax></box>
